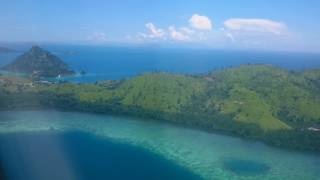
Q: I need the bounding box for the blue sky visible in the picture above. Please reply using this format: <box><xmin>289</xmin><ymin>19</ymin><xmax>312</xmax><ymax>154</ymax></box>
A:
<box><xmin>1</xmin><ymin>0</ymin><xmax>320</xmax><ymax>52</ymax></box>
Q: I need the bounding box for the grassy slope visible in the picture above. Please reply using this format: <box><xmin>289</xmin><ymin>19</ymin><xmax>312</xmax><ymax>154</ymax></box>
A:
<box><xmin>202</xmin><ymin>65</ymin><xmax>320</xmax><ymax>129</ymax></box>
<box><xmin>114</xmin><ymin>73</ymin><xmax>206</xmax><ymax>113</ymax></box>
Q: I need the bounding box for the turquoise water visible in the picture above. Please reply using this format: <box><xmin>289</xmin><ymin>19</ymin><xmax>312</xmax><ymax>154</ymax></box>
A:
<box><xmin>1</xmin><ymin>111</ymin><xmax>320</xmax><ymax>180</ymax></box>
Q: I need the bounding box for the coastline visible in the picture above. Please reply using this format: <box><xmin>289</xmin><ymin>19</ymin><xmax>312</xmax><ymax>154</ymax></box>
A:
<box><xmin>1</xmin><ymin>64</ymin><xmax>320</xmax><ymax>153</ymax></box>
<box><xmin>1</xmin><ymin>106</ymin><xmax>319</xmax><ymax>154</ymax></box>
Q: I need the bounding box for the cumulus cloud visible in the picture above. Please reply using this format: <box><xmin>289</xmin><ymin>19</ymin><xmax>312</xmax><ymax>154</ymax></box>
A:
<box><xmin>226</xmin><ymin>33</ymin><xmax>235</xmax><ymax>42</ymax></box>
<box><xmin>137</xmin><ymin>14</ymin><xmax>213</xmax><ymax>42</ymax></box>
<box><xmin>189</xmin><ymin>14</ymin><xmax>213</xmax><ymax>30</ymax></box>
<box><xmin>168</xmin><ymin>26</ymin><xmax>190</xmax><ymax>41</ymax></box>
<box><xmin>87</xmin><ymin>32</ymin><xmax>107</xmax><ymax>42</ymax></box>
<box><xmin>180</xmin><ymin>27</ymin><xmax>195</xmax><ymax>35</ymax></box>
<box><xmin>224</xmin><ymin>18</ymin><xmax>287</xmax><ymax>35</ymax></box>
<box><xmin>139</xmin><ymin>23</ymin><xmax>195</xmax><ymax>41</ymax></box>
<box><xmin>141</xmin><ymin>23</ymin><xmax>166</xmax><ymax>39</ymax></box>
<box><xmin>131</xmin><ymin>15</ymin><xmax>295</xmax><ymax>50</ymax></box>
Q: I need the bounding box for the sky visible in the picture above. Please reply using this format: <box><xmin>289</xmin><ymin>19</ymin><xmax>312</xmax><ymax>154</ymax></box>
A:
<box><xmin>1</xmin><ymin>0</ymin><xmax>320</xmax><ymax>52</ymax></box>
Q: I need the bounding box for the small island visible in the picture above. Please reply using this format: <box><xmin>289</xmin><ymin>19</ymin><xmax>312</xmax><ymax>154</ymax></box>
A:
<box><xmin>1</xmin><ymin>46</ymin><xmax>75</xmax><ymax>77</ymax></box>
<box><xmin>80</xmin><ymin>70</ymin><xmax>87</xmax><ymax>76</ymax></box>
<box><xmin>0</xmin><ymin>47</ymin><xmax>16</xmax><ymax>53</ymax></box>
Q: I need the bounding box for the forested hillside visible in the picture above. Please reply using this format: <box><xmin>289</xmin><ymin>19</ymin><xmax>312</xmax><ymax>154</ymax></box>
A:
<box><xmin>1</xmin><ymin>64</ymin><xmax>320</xmax><ymax>151</ymax></box>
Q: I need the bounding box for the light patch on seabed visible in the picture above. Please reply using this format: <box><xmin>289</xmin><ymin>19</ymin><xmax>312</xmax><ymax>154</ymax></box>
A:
<box><xmin>0</xmin><ymin>111</ymin><xmax>320</xmax><ymax>180</ymax></box>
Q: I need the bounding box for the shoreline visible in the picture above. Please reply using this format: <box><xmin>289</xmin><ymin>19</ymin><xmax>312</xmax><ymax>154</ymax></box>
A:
<box><xmin>1</xmin><ymin>107</ymin><xmax>319</xmax><ymax>155</ymax></box>
<box><xmin>1</xmin><ymin>64</ymin><xmax>320</xmax><ymax>153</ymax></box>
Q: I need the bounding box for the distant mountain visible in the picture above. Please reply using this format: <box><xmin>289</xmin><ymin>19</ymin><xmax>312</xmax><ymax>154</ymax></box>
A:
<box><xmin>1</xmin><ymin>46</ymin><xmax>75</xmax><ymax>77</ymax></box>
<box><xmin>0</xmin><ymin>47</ymin><xmax>16</xmax><ymax>53</ymax></box>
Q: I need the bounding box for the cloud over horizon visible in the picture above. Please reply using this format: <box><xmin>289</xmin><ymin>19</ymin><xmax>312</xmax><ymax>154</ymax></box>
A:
<box><xmin>87</xmin><ymin>32</ymin><xmax>108</xmax><ymax>42</ymax></box>
<box><xmin>168</xmin><ymin>26</ymin><xmax>191</xmax><ymax>41</ymax></box>
<box><xmin>144</xmin><ymin>23</ymin><xmax>166</xmax><ymax>38</ymax></box>
<box><xmin>189</xmin><ymin>14</ymin><xmax>213</xmax><ymax>30</ymax></box>
<box><xmin>138</xmin><ymin>14</ymin><xmax>213</xmax><ymax>42</ymax></box>
<box><xmin>1</xmin><ymin>0</ymin><xmax>318</xmax><ymax>52</ymax></box>
<box><xmin>224</xmin><ymin>18</ymin><xmax>287</xmax><ymax>35</ymax></box>
<box><xmin>135</xmin><ymin>15</ymin><xmax>295</xmax><ymax>51</ymax></box>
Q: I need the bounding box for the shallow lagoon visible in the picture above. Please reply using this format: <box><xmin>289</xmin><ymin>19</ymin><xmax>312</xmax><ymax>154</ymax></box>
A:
<box><xmin>0</xmin><ymin>111</ymin><xmax>320</xmax><ymax>180</ymax></box>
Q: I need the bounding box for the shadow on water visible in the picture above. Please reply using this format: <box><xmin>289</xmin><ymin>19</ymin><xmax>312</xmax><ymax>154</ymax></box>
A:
<box><xmin>0</xmin><ymin>162</ymin><xmax>6</xmax><ymax>180</ymax></box>
<box><xmin>0</xmin><ymin>131</ymin><xmax>202</xmax><ymax>180</ymax></box>
<box><xmin>223</xmin><ymin>158</ymin><xmax>270</xmax><ymax>176</ymax></box>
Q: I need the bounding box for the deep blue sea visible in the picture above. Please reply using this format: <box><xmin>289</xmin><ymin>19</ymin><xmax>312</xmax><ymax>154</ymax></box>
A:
<box><xmin>0</xmin><ymin>44</ymin><xmax>320</xmax><ymax>82</ymax></box>
<box><xmin>0</xmin><ymin>131</ymin><xmax>201</xmax><ymax>180</ymax></box>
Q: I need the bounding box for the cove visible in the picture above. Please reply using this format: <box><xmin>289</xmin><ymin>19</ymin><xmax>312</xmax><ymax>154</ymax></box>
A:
<box><xmin>0</xmin><ymin>110</ymin><xmax>320</xmax><ymax>180</ymax></box>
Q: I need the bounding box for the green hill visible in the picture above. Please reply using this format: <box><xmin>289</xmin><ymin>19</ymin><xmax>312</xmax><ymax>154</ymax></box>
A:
<box><xmin>205</xmin><ymin>65</ymin><xmax>320</xmax><ymax>129</ymax></box>
<box><xmin>1</xmin><ymin>46</ymin><xmax>74</xmax><ymax>77</ymax></box>
<box><xmin>1</xmin><ymin>64</ymin><xmax>320</xmax><ymax>151</ymax></box>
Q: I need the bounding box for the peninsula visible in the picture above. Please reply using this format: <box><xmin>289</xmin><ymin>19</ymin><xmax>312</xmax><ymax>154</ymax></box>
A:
<box><xmin>0</xmin><ymin>60</ymin><xmax>319</xmax><ymax>152</ymax></box>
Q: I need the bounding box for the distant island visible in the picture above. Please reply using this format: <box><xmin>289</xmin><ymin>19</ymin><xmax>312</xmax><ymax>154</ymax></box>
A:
<box><xmin>0</xmin><ymin>47</ymin><xmax>319</xmax><ymax>152</ymax></box>
<box><xmin>80</xmin><ymin>70</ymin><xmax>87</xmax><ymax>75</ymax></box>
<box><xmin>0</xmin><ymin>47</ymin><xmax>16</xmax><ymax>53</ymax></box>
<box><xmin>1</xmin><ymin>46</ymin><xmax>75</xmax><ymax>77</ymax></box>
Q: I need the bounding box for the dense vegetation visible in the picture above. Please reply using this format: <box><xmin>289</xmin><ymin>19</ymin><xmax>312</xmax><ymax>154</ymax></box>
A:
<box><xmin>1</xmin><ymin>64</ymin><xmax>320</xmax><ymax>151</ymax></box>
<box><xmin>1</xmin><ymin>46</ymin><xmax>74</xmax><ymax>77</ymax></box>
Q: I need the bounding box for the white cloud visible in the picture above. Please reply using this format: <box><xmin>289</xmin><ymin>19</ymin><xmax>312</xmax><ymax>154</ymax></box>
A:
<box><xmin>189</xmin><ymin>14</ymin><xmax>213</xmax><ymax>30</ymax></box>
<box><xmin>180</xmin><ymin>27</ymin><xmax>195</xmax><ymax>35</ymax></box>
<box><xmin>143</xmin><ymin>23</ymin><xmax>166</xmax><ymax>38</ymax></box>
<box><xmin>87</xmin><ymin>32</ymin><xmax>107</xmax><ymax>42</ymax></box>
<box><xmin>226</xmin><ymin>33</ymin><xmax>235</xmax><ymax>42</ymax></box>
<box><xmin>224</xmin><ymin>18</ymin><xmax>287</xmax><ymax>35</ymax></box>
<box><xmin>168</xmin><ymin>26</ymin><xmax>190</xmax><ymax>41</ymax></box>
<box><xmin>139</xmin><ymin>23</ymin><xmax>193</xmax><ymax>42</ymax></box>
<box><xmin>136</xmin><ymin>15</ymin><xmax>213</xmax><ymax>42</ymax></box>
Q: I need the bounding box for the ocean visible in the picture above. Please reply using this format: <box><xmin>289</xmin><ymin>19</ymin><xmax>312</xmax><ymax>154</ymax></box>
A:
<box><xmin>0</xmin><ymin>131</ymin><xmax>201</xmax><ymax>180</ymax></box>
<box><xmin>0</xmin><ymin>44</ymin><xmax>320</xmax><ymax>83</ymax></box>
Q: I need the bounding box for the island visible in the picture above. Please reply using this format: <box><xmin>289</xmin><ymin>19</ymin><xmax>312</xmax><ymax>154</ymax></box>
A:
<box><xmin>80</xmin><ymin>70</ymin><xmax>87</xmax><ymax>76</ymax></box>
<box><xmin>1</xmin><ymin>46</ymin><xmax>75</xmax><ymax>77</ymax></box>
<box><xmin>0</xmin><ymin>47</ymin><xmax>16</xmax><ymax>53</ymax></box>
<box><xmin>1</xmin><ymin>65</ymin><xmax>320</xmax><ymax>152</ymax></box>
